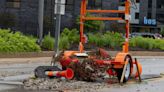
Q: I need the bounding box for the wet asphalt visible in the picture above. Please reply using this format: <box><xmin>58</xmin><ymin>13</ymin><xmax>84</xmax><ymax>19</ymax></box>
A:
<box><xmin>0</xmin><ymin>56</ymin><xmax>164</xmax><ymax>92</ymax></box>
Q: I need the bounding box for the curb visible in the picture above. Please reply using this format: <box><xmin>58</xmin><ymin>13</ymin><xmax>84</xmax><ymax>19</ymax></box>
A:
<box><xmin>0</xmin><ymin>51</ymin><xmax>54</xmax><ymax>58</ymax></box>
<box><xmin>0</xmin><ymin>51</ymin><xmax>163</xmax><ymax>58</ymax></box>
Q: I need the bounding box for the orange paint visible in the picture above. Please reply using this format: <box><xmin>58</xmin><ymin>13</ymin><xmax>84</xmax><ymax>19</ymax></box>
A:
<box><xmin>79</xmin><ymin>0</ymin><xmax>131</xmax><ymax>53</ymax></box>
<box><xmin>87</xmin><ymin>10</ymin><xmax>125</xmax><ymax>13</ymax></box>
<box><xmin>47</xmin><ymin>71</ymin><xmax>54</xmax><ymax>77</ymax></box>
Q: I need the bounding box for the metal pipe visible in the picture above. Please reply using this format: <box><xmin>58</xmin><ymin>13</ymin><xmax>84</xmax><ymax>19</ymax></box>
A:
<box><xmin>38</xmin><ymin>0</ymin><xmax>44</xmax><ymax>45</ymax></box>
<box><xmin>54</xmin><ymin>0</ymin><xmax>62</xmax><ymax>57</ymax></box>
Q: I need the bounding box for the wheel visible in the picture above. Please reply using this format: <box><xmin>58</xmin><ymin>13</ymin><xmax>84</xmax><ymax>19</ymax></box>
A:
<box><xmin>34</xmin><ymin>66</ymin><xmax>61</xmax><ymax>78</ymax></box>
<box><xmin>116</xmin><ymin>55</ymin><xmax>132</xmax><ymax>83</ymax></box>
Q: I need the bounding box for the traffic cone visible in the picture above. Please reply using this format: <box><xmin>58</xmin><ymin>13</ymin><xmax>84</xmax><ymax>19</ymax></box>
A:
<box><xmin>132</xmin><ymin>61</ymin><xmax>142</xmax><ymax>78</ymax></box>
<box><xmin>45</xmin><ymin>68</ymin><xmax>74</xmax><ymax>79</ymax></box>
<box><xmin>135</xmin><ymin>62</ymin><xmax>142</xmax><ymax>78</ymax></box>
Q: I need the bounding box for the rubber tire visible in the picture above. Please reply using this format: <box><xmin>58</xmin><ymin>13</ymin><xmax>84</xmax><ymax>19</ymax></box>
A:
<box><xmin>34</xmin><ymin>66</ymin><xmax>61</xmax><ymax>78</ymax></box>
<box><xmin>116</xmin><ymin>55</ymin><xmax>132</xmax><ymax>83</ymax></box>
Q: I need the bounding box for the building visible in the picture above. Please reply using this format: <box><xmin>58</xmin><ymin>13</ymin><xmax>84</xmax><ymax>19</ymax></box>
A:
<box><xmin>136</xmin><ymin>0</ymin><xmax>164</xmax><ymax>33</ymax></box>
<box><xmin>0</xmin><ymin>0</ymin><xmax>119</xmax><ymax>36</ymax></box>
<box><xmin>0</xmin><ymin>0</ymin><xmax>39</xmax><ymax>35</ymax></box>
<box><xmin>0</xmin><ymin>0</ymin><xmax>163</xmax><ymax>36</ymax></box>
<box><xmin>119</xmin><ymin>0</ymin><xmax>164</xmax><ymax>33</ymax></box>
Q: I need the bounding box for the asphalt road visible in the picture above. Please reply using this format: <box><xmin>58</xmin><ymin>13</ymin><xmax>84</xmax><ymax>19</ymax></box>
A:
<box><xmin>0</xmin><ymin>57</ymin><xmax>164</xmax><ymax>92</ymax></box>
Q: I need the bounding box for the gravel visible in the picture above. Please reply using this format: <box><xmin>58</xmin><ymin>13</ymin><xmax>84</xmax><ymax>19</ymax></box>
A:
<box><xmin>23</xmin><ymin>78</ymin><xmax>114</xmax><ymax>92</ymax></box>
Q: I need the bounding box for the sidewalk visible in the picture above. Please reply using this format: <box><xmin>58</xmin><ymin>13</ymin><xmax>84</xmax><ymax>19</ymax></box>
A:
<box><xmin>0</xmin><ymin>57</ymin><xmax>51</xmax><ymax>64</ymax></box>
<box><xmin>0</xmin><ymin>55</ymin><xmax>163</xmax><ymax>65</ymax></box>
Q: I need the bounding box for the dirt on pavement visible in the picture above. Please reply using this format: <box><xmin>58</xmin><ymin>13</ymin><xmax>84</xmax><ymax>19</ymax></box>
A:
<box><xmin>23</xmin><ymin>78</ymin><xmax>110</xmax><ymax>92</ymax></box>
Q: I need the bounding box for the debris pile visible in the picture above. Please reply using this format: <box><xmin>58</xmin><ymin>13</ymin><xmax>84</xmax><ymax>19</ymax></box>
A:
<box><xmin>23</xmin><ymin>78</ymin><xmax>110</xmax><ymax>92</ymax></box>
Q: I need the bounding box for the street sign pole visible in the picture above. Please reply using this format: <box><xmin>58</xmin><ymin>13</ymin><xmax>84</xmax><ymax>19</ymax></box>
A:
<box><xmin>38</xmin><ymin>0</ymin><xmax>44</xmax><ymax>45</ymax></box>
<box><xmin>51</xmin><ymin>0</ymin><xmax>65</xmax><ymax>66</ymax></box>
<box><xmin>54</xmin><ymin>3</ymin><xmax>61</xmax><ymax>56</ymax></box>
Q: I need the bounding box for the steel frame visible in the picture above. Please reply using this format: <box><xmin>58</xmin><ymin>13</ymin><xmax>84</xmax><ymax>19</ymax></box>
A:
<box><xmin>79</xmin><ymin>0</ymin><xmax>130</xmax><ymax>53</ymax></box>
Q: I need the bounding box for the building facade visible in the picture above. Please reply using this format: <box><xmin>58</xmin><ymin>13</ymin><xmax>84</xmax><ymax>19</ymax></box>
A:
<box><xmin>0</xmin><ymin>0</ymin><xmax>39</xmax><ymax>35</ymax></box>
<box><xmin>0</xmin><ymin>0</ymin><xmax>163</xmax><ymax>35</ymax></box>
<box><xmin>129</xmin><ymin>0</ymin><xmax>164</xmax><ymax>33</ymax></box>
<box><xmin>0</xmin><ymin>0</ymin><xmax>119</xmax><ymax>36</ymax></box>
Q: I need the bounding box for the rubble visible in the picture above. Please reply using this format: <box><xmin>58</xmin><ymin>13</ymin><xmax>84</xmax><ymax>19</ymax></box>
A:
<box><xmin>23</xmin><ymin>78</ymin><xmax>110</xmax><ymax>92</ymax></box>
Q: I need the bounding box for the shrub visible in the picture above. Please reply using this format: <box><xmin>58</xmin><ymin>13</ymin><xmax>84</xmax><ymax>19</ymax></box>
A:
<box><xmin>160</xmin><ymin>27</ymin><xmax>164</xmax><ymax>37</ymax></box>
<box><xmin>130</xmin><ymin>37</ymin><xmax>164</xmax><ymax>50</ymax></box>
<box><xmin>154</xmin><ymin>39</ymin><xmax>164</xmax><ymax>50</ymax></box>
<box><xmin>42</xmin><ymin>32</ymin><xmax>54</xmax><ymax>50</ymax></box>
<box><xmin>76</xmin><ymin>13</ymin><xmax>104</xmax><ymax>32</ymax></box>
<box><xmin>0</xmin><ymin>29</ymin><xmax>41</xmax><ymax>53</ymax></box>
<box><xmin>42</xmin><ymin>29</ymin><xmax>77</xmax><ymax>50</ymax></box>
<box><xmin>88</xmin><ymin>32</ymin><xmax>124</xmax><ymax>48</ymax></box>
<box><xmin>88</xmin><ymin>33</ymin><xmax>97</xmax><ymax>44</ymax></box>
<box><xmin>59</xmin><ymin>36</ymin><xmax>70</xmax><ymax>50</ymax></box>
<box><xmin>61</xmin><ymin>28</ymin><xmax>79</xmax><ymax>44</ymax></box>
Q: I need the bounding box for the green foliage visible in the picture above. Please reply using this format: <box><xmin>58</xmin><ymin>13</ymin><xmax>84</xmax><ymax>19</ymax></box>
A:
<box><xmin>103</xmin><ymin>32</ymin><xmax>124</xmax><ymax>48</ymax></box>
<box><xmin>76</xmin><ymin>13</ymin><xmax>104</xmax><ymax>32</ymax></box>
<box><xmin>160</xmin><ymin>27</ymin><xmax>164</xmax><ymax>37</ymax></box>
<box><xmin>42</xmin><ymin>32</ymin><xmax>54</xmax><ymax>50</ymax></box>
<box><xmin>154</xmin><ymin>39</ymin><xmax>164</xmax><ymax>50</ymax></box>
<box><xmin>88</xmin><ymin>32</ymin><xmax>124</xmax><ymax>48</ymax></box>
<box><xmin>0</xmin><ymin>29</ymin><xmax>41</xmax><ymax>53</ymax></box>
<box><xmin>61</xmin><ymin>28</ymin><xmax>79</xmax><ymax>44</ymax></box>
<box><xmin>41</xmin><ymin>28</ymin><xmax>164</xmax><ymax>51</ymax></box>
<box><xmin>59</xmin><ymin>36</ymin><xmax>70</xmax><ymax>50</ymax></box>
<box><xmin>130</xmin><ymin>37</ymin><xmax>164</xmax><ymax>50</ymax></box>
<box><xmin>42</xmin><ymin>28</ymin><xmax>79</xmax><ymax>50</ymax></box>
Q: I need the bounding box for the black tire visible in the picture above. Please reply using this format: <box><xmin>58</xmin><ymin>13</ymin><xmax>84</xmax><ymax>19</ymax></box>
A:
<box><xmin>116</xmin><ymin>55</ymin><xmax>132</xmax><ymax>83</ymax></box>
<box><xmin>34</xmin><ymin>66</ymin><xmax>61</xmax><ymax>78</ymax></box>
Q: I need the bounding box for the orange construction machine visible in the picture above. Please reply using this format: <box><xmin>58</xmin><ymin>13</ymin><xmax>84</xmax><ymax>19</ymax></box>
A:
<box><xmin>35</xmin><ymin>0</ymin><xmax>142</xmax><ymax>83</ymax></box>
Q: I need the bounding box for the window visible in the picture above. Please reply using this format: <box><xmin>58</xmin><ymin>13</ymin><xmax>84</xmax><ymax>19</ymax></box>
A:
<box><xmin>147</xmin><ymin>13</ymin><xmax>152</xmax><ymax>19</ymax></box>
<box><xmin>148</xmin><ymin>0</ymin><xmax>152</xmax><ymax>8</ymax></box>
<box><xmin>6</xmin><ymin>0</ymin><xmax>21</xmax><ymax>8</ymax></box>
<box><xmin>65</xmin><ymin>0</ymin><xmax>74</xmax><ymax>11</ymax></box>
<box><xmin>135</xmin><ymin>13</ymin><xmax>139</xmax><ymax>19</ymax></box>
<box><xmin>118</xmin><ymin>13</ymin><xmax>125</xmax><ymax>19</ymax></box>
<box><xmin>88</xmin><ymin>0</ymin><xmax>102</xmax><ymax>9</ymax></box>
<box><xmin>119</xmin><ymin>0</ymin><xmax>125</xmax><ymax>6</ymax></box>
<box><xmin>136</xmin><ymin>0</ymin><xmax>140</xmax><ymax>3</ymax></box>
<box><xmin>157</xmin><ymin>4</ymin><xmax>164</xmax><ymax>9</ymax></box>
<box><xmin>157</xmin><ymin>0</ymin><xmax>164</xmax><ymax>9</ymax></box>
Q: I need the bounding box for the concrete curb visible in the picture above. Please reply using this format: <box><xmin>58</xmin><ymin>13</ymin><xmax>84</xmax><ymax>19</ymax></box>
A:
<box><xmin>0</xmin><ymin>51</ymin><xmax>54</xmax><ymax>58</ymax></box>
<box><xmin>0</xmin><ymin>51</ymin><xmax>163</xmax><ymax>58</ymax></box>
